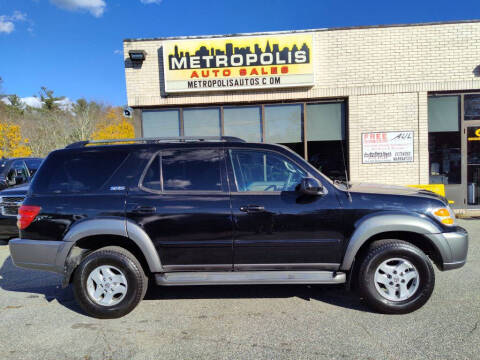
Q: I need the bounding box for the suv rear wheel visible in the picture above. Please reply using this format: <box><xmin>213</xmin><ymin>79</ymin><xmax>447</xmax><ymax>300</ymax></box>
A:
<box><xmin>357</xmin><ymin>239</ymin><xmax>435</xmax><ymax>314</ymax></box>
<box><xmin>73</xmin><ymin>246</ymin><xmax>147</xmax><ymax>319</ymax></box>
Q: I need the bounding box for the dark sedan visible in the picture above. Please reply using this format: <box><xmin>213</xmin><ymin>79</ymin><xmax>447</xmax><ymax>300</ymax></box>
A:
<box><xmin>0</xmin><ymin>157</ymin><xmax>43</xmax><ymax>191</ymax></box>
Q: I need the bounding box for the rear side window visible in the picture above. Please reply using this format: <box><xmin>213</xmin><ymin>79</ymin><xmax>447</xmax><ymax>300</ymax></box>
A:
<box><xmin>31</xmin><ymin>150</ymin><xmax>129</xmax><ymax>194</ymax></box>
<box><xmin>142</xmin><ymin>155</ymin><xmax>161</xmax><ymax>190</ymax></box>
<box><xmin>141</xmin><ymin>149</ymin><xmax>224</xmax><ymax>192</ymax></box>
<box><xmin>25</xmin><ymin>159</ymin><xmax>42</xmax><ymax>172</ymax></box>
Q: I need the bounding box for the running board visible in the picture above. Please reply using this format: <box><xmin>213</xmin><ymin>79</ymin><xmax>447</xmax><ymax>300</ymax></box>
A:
<box><xmin>155</xmin><ymin>271</ymin><xmax>346</xmax><ymax>286</ymax></box>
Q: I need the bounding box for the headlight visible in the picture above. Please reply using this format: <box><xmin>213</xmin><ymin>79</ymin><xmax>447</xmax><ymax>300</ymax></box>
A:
<box><xmin>431</xmin><ymin>206</ymin><xmax>456</xmax><ymax>226</ymax></box>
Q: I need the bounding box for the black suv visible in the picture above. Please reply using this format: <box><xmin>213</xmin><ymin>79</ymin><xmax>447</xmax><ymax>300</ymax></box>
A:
<box><xmin>9</xmin><ymin>137</ymin><xmax>468</xmax><ymax>318</ymax></box>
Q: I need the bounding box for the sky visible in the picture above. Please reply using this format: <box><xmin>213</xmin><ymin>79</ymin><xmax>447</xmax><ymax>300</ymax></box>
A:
<box><xmin>0</xmin><ymin>0</ymin><xmax>479</xmax><ymax>106</ymax></box>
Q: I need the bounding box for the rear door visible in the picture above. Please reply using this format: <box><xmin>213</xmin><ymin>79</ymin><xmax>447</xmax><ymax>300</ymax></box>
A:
<box><xmin>126</xmin><ymin>147</ymin><xmax>234</xmax><ymax>271</ymax></box>
<box><xmin>227</xmin><ymin>148</ymin><xmax>345</xmax><ymax>270</ymax></box>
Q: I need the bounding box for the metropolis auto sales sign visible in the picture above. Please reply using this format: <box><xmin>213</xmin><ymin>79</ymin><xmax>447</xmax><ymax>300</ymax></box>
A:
<box><xmin>162</xmin><ymin>33</ymin><xmax>314</xmax><ymax>93</ymax></box>
<box><xmin>362</xmin><ymin>131</ymin><xmax>414</xmax><ymax>164</ymax></box>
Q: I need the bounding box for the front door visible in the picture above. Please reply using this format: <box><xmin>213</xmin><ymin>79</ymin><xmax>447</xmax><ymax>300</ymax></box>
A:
<box><xmin>126</xmin><ymin>147</ymin><xmax>233</xmax><ymax>271</ymax></box>
<box><xmin>227</xmin><ymin>148</ymin><xmax>345</xmax><ymax>271</ymax></box>
<box><xmin>467</xmin><ymin>126</ymin><xmax>480</xmax><ymax>207</ymax></box>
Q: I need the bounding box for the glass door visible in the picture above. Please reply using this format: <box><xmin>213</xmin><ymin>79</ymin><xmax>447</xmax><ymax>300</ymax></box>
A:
<box><xmin>467</xmin><ymin>126</ymin><xmax>480</xmax><ymax>207</ymax></box>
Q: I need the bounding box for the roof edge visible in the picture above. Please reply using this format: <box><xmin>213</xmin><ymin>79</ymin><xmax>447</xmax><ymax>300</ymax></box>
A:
<box><xmin>123</xmin><ymin>19</ymin><xmax>480</xmax><ymax>43</ymax></box>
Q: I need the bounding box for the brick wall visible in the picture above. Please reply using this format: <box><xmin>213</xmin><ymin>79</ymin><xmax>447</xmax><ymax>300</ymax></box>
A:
<box><xmin>348</xmin><ymin>92</ymin><xmax>430</xmax><ymax>184</ymax></box>
<box><xmin>124</xmin><ymin>21</ymin><xmax>480</xmax><ymax>185</ymax></box>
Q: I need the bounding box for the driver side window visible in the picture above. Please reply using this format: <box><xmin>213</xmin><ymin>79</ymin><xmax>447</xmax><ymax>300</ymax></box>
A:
<box><xmin>229</xmin><ymin>149</ymin><xmax>307</xmax><ymax>192</ymax></box>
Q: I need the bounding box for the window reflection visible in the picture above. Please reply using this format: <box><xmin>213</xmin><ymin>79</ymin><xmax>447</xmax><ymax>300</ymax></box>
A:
<box><xmin>264</xmin><ymin>104</ymin><xmax>303</xmax><ymax>157</ymax></box>
<box><xmin>306</xmin><ymin>103</ymin><xmax>346</xmax><ymax>181</ymax></box>
<box><xmin>183</xmin><ymin>108</ymin><xmax>221</xmax><ymax>137</ymax></box>
<box><xmin>428</xmin><ymin>96</ymin><xmax>461</xmax><ymax>185</ymax></box>
<box><xmin>465</xmin><ymin>95</ymin><xmax>480</xmax><ymax>121</ymax></box>
<box><xmin>224</xmin><ymin>106</ymin><xmax>262</xmax><ymax>142</ymax></box>
<box><xmin>162</xmin><ymin>149</ymin><xmax>223</xmax><ymax>191</ymax></box>
<box><xmin>142</xmin><ymin>155</ymin><xmax>161</xmax><ymax>190</ymax></box>
<box><xmin>142</xmin><ymin>110</ymin><xmax>180</xmax><ymax>137</ymax></box>
<box><xmin>467</xmin><ymin>127</ymin><xmax>480</xmax><ymax>205</ymax></box>
<box><xmin>230</xmin><ymin>149</ymin><xmax>306</xmax><ymax>192</ymax></box>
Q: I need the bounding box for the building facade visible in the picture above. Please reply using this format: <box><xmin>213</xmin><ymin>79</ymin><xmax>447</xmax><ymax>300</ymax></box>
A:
<box><xmin>123</xmin><ymin>20</ymin><xmax>480</xmax><ymax>209</ymax></box>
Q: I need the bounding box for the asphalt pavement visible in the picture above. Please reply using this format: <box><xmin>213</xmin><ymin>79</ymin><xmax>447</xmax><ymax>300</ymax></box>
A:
<box><xmin>0</xmin><ymin>219</ymin><xmax>479</xmax><ymax>360</ymax></box>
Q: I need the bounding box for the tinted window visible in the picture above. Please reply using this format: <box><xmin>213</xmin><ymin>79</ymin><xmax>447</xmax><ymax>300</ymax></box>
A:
<box><xmin>183</xmin><ymin>108</ymin><xmax>221</xmax><ymax>137</ymax></box>
<box><xmin>162</xmin><ymin>149</ymin><xmax>223</xmax><ymax>191</ymax></box>
<box><xmin>428</xmin><ymin>96</ymin><xmax>461</xmax><ymax>184</ymax></box>
<box><xmin>10</xmin><ymin>160</ymin><xmax>28</xmax><ymax>179</ymax></box>
<box><xmin>223</xmin><ymin>106</ymin><xmax>262</xmax><ymax>142</ymax></box>
<box><xmin>25</xmin><ymin>159</ymin><xmax>42</xmax><ymax>172</ymax></box>
<box><xmin>31</xmin><ymin>150</ymin><xmax>129</xmax><ymax>194</ymax></box>
<box><xmin>142</xmin><ymin>110</ymin><xmax>180</xmax><ymax>137</ymax></box>
<box><xmin>230</xmin><ymin>149</ymin><xmax>306</xmax><ymax>192</ymax></box>
<box><xmin>142</xmin><ymin>155</ymin><xmax>161</xmax><ymax>190</ymax></box>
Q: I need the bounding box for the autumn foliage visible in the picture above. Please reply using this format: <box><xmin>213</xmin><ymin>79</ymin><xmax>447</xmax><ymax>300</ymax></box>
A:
<box><xmin>0</xmin><ymin>122</ymin><xmax>32</xmax><ymax>157</ymax></box>
<box><xmin>91</xmin><ymin>109</ymin><xmax>134</xmax><ymax>140</ymax></box>
<box><xmin>0</xmin><ymin>80</ymin><xmax>135</xmax><ymax>157</ymax></box>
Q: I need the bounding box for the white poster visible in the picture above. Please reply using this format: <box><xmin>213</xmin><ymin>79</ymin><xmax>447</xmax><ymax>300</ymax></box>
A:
<box><xmin>362</xmin><ymin>131</ymin><xmax>414</xmax><ymax>164</ymax></box>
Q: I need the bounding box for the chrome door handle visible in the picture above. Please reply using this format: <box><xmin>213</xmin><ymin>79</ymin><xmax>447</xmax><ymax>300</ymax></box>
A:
<box><xmin>132</xmin><ymin>206</ymin><xmax>156</xmax><ymax>214</ymax></box>
<box><xmin>240</xmin><ymin>205</ymin><xmax>265</xmax><ymax>213</ymax></box>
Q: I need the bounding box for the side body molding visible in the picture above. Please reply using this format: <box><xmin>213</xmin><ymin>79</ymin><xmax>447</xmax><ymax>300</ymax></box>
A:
<box><xmin>340</xmin><ymin>212</ymin><xmax>444</xmax><ymax>271</ymax></box>
<box><xmin>58</xmin><ymin>218</ymin><xmax>162</xmax><ymax>273</ymax></box>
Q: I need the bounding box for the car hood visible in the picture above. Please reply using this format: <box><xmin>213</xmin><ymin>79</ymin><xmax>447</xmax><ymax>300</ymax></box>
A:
<box><xmin>0</xmin><ymin>183</ymin><xmax>29</xmax><ymax>195</ymax></box>
<box><xmin>347</xmin><ymin>182</ymin><xmax>446</xmax><ymax>202</ymax></box>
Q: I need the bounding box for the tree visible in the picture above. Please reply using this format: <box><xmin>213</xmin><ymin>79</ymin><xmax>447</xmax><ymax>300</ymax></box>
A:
<box><xmin>37</xmin><ymin>86</ymin><xmax>65</xmax><ymax>111</ymax></box>
<box><xmin>6</xmin><ymin>95</ymin><xmax>25</xmax><ymax>117</ymax></box>
<box><xmin>0</xmin><ymin>122</ymin><xmax>32</xmax><ymax>158</ymax></box>
<box><xmin>91</xmin><ymin>108</ymin><xmax>134</xmax><ymax>140</ymax></box>
<box><xmin>69</xmin><ymin>98</ymin><xmax>103</xmax><ymax>142</ymax></box>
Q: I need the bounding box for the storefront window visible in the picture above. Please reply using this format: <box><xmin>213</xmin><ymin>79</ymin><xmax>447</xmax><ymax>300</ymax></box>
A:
<box><xmin>140</xmin><ymin>101</ymin><xmax>349</xmax><ymax>182</ymax></box>
<box><xmin>428</xmin><ymin>96</ymin><xmax>461</xmax><ymax>184</ymax></box>
<box><xmin>183</xmin><ymin>108</ymin><xmax>221</xmax><ymax>137</ymax></box>
<box><xmin>306</xmin><ymin>103</ymin><xmax>346</xmax><ymax>181</ymax></box>
<box><xmin>142</xmin><ymin>110</ymin><xmax>180</xmax><ymax>137</ymax></box>
<box><xmin>464</xmin><ymin>95</ymin><xmax>480</xmax><ymax>121</ymax></box>
<box><xmin>264</xmin><ymin>104</ymin><xmax>303</xmax><ymax>156</ymax></box>
<box><xmin>467</xmin><ymin>126</ymin><xmax>480</xmax><ymax>205</ymax></box>
<box><xmin>224</xmin><ymin>106</ymin><xmax>262</xmax><ymax>142</ymax></box>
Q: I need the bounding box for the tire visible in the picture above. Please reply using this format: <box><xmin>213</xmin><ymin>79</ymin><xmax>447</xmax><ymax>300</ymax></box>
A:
<box><xmin>73</xmin><ymin>246</ymin><xmax>147</xmax><ymax>319</ymax></box>
<box><xmin>357</xmin><ymin>239</ymin><xmax>435</xmax><ymax>314</ymax></box>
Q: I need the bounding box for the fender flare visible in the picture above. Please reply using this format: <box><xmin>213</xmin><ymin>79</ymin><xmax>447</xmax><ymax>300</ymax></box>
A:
<box><xmin>55</xmin><ymin>218</ymin><xmax>162</xmax><ymax>273</ymax></box>
<box><xmin>340</xmin><ymin>212</ymin><xmax>447</xmax><ymax>271</ymax></box>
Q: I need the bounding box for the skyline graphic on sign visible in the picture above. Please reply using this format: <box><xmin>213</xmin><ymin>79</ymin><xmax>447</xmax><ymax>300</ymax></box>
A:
<box><xmin>168</xmin><ymin>41</ymin><xmax>311</xmax><ymax>69</ymax></box>
<box><xmin>162</xmin><ymin>33</ymin><xmax>315</xmax><ymax>92</ymax></box>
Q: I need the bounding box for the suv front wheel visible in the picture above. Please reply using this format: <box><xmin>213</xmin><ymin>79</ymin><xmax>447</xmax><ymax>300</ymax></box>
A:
<box><xmin>358</xmin><ymin>239</ymin><xmax>435</xmax><ymax>314</ymax></box>
<box><xmin>73</xmin><ymin>246</ymin><xmax>148</xmax><ymax>319</ymax></box>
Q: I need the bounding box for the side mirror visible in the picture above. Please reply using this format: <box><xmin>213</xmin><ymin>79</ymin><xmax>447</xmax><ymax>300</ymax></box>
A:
<box><xmin>299</xmin><ymin>177</ymin><xmax>325</xmax><ymax>196</ymax></box>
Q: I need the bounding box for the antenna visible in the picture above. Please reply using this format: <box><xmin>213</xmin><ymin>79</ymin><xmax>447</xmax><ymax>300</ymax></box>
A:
<box><xmin>339</xmin><ymin>138</ymin><xmax>352</xmax><ymax>202</ymax></box>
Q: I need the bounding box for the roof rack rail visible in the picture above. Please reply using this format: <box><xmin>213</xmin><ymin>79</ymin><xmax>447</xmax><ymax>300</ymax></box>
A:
<box><xmin>65</xmin><ymin>136</ymin><xmax>245</xmax><ymax>149</ymax></box>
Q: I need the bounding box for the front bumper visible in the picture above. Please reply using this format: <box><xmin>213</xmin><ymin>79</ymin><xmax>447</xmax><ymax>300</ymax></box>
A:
<box><xmin>0</xmin><ymin>216</ymin><xmax>19</xmax><ymax>240</ymax></box>
<box><xmin>426</xmin><ymin>227</ymin><xmax>469</xmax><ymax>271</ymax></box>
<box><xmin>8</xmin><ymin>238</ymin><xmax>74</xmax><ymax>274</ymax></box>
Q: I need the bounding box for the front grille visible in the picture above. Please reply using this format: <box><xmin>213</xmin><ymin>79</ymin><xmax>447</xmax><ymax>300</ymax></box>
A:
<box><xmin>2</xmin><ymin>196</ymin><xmax>25</xmax><ymax>203</ymax></box>
<box><xmin>0</xmin><ymin>196</ymin><xmax>25</xmax><ymax>217</ymax></box>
